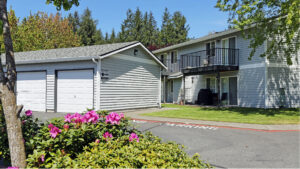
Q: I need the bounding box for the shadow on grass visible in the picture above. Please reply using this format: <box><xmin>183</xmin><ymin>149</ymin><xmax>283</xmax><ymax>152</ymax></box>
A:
<box><xmin>196</xmin><ymin>106</ymin><xmax>300</xmax><ymax>117</ymax></box>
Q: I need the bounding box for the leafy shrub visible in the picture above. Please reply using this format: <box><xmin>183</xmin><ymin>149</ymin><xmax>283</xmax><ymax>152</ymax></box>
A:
<box><xmin>26</xmin><ymin>110</ymin><xmax>139</xmax><ymax>167</ymax></box>
<box><xmin>0</xmin><ymin>107</ymin><xmax>40</xmax><ymax>162</ymax></box>
<box><xmin>27</xmin><ymin>132</ymin><xmax>210</xmax><ymax>168</ymax></box>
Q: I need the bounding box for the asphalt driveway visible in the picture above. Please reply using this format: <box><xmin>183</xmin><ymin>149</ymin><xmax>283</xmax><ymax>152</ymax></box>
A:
<box><xmin>132</xmin><ymin>120</ymin><xmax>300</xmax><ymax>168</ymax></box>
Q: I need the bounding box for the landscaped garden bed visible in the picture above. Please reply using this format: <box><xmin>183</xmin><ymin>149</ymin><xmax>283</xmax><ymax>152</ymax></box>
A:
<box><xmin>142</xmin><ymin>104</ymin><xmax>300</xmax><ymax>125</ymax></box>
<box><xmin>0</xmin><ymin>107</ymin><xmax>211</xmax><ymax>168</ymax></box>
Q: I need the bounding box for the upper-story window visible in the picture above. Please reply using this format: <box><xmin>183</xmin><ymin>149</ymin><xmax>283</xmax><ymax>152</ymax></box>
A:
<box><xmin>206</xmin><ymin>41</ymin><xmax>216</xmax><ymax>56</ymax></box>
<box><xmin>171</xmin><ymin>51</ymin><xmax>177</xmax><ymax>63</ymax></box>
<box><xmin>160</xmin><ymin>54</ymin><xmax>165</xmax><ymax>64</ymax></box>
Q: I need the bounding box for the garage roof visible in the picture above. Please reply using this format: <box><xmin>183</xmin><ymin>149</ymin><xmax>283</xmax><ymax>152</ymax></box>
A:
<box><xmin>1</xmin><ymin>41</ymin><xmax>139</xmax><ymax>64</ymax></box>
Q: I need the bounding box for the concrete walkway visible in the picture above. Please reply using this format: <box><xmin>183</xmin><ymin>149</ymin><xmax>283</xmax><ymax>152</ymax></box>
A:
<box><xmin>122</xmin><ymin>108</ymin><xmax>300</xmax><ymax>131</ymax></box>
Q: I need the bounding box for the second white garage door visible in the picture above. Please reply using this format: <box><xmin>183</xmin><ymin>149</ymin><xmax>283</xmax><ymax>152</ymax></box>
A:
<box><xmin>57</xmin><ymin>69</ymin><xmax>94</xmax><ymax>113</ymax></box>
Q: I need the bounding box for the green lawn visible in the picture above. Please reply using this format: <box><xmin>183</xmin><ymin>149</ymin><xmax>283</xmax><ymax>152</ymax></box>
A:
<box><xmin>142</xmin><ymin>104</ymin><xmax>300</xmax><ymax>125</ymax></box>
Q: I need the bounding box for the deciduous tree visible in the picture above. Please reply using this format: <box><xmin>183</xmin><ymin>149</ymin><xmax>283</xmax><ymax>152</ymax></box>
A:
<box><xmin>216</xmin><ymin>0</ymin><xmax>300</xmax><ymax>65</ymax></box>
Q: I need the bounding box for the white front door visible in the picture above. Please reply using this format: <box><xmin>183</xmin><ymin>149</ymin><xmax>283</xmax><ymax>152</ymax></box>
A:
<box><xmin>57</xmin><ymin>69</ymin><xmax>94</xmax><ymax>113</ymax></box>
<box><xmin>17</xmin><ymin>71</ymin><xmax>46</xmax><ymax>112</ymax></box>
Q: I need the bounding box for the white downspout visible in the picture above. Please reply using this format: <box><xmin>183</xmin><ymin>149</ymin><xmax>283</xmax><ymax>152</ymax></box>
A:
<box><xmin>92</xmin><ymin>58</ymin><xmax>101</xmax><ymax>110</ymax></box>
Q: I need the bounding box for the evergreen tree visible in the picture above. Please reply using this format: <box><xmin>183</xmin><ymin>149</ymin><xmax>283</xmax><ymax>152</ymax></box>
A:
<box><xmin>159</xmin><ymin>8</ymin><xmax>173</xmax><ymax>47</ymax></box>
<box><xmin>110</xmin><ymin>28</ymin><xmax>116</xmax><ymax>43</ymax></box>
<box><xmin>172</xmin><ymin>11</ymin><xmax>189</xmax><ymax>44</ymax></box>
<box><xmin>67</xmin><ymin>11</ymin><xmax>80</xmax><ymax>33</ymax></box>
<box><xmin>78</xmin><ymin>8</ymin><xmax>101</xmax><ymax>46</ymax></box>
<box><xmin>104</xmin><ymin>32</ymin><xmax>109</xmax><ymax>42</ymax></box>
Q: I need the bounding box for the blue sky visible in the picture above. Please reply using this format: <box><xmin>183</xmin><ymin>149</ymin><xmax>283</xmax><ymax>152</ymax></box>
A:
<box><xmin>8</xmin><ymin>0</ymin><xmax>229</xmax><ymax>38</ymax></box>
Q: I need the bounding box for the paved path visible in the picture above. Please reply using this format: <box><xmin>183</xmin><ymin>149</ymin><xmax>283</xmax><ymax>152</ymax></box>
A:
<box><xmin>132</xmin><ymin>120</ymin><xmax>300</xmax><ymax>168</ymax></box>
<box><xmin>122</xmin><ymin>108</ymin><xmax>300</xmax><ymax>131</ymax></box>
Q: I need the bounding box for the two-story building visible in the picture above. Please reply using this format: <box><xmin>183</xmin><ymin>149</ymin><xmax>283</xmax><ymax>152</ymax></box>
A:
<box><xmin>154</xmin><ymin>29</ymin><xmax>300</xmax><ymax>108</ymax></box>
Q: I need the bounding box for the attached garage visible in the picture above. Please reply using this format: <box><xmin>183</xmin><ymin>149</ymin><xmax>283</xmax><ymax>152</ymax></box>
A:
<box><xmin>6</xmin><ymin>41</ymin><xmax>166</xmax><ymax>113</ymax></box>
<box><xmin>16</xmin><ymin>71</ymin><xmax>46</xmax><ymax>112</ymax></box>
<box><xmin>56</xmin><ymin>69</ymin><xmax>94</xmax><ymax>113</ymax></box>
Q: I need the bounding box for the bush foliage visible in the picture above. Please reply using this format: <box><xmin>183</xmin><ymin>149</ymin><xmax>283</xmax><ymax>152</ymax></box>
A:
<box><xmin>0</xmin><ymin>106</ymin><xmax>210</xmax><ymax>168</ymax></box>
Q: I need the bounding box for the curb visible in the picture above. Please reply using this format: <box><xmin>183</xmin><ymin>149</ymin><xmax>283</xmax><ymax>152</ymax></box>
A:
<box><xmin>131</xmin><ymin>118</ymin><xmax>300</xmax><ymax>132</ymax></box>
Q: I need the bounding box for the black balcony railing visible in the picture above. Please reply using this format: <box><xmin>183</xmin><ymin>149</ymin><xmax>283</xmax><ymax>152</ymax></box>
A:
<box><xmin>161</xmin><ymin>48</ymin><xmax>239</xmax><ymax>73</ymax></box>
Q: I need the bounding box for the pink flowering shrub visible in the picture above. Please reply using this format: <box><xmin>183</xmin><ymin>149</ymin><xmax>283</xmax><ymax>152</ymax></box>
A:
<box><xmin>0</xmin><ymin>107</ymin><xmax>40</xmax><ymax>162</ymax></box>
<box><xmin>48</xmin><ymin>124</ymin><xmax>61</xmax><ymax>138</ymax></box>
<box><xmin>129</xmin><ymin>133</ymin><xmax>139</xmax><ymax>142</ymax></box>
<box><xmin>103</xmin><ymin>132</ymin><xmax>113</xmax><ymax>140</ymax></box>
<box><xmin>105</xmin><ymin>112</ymin><xmax>124</xmax><ymax>125</ymax></box>
<box><xmin>64</xmin><ymin>111</ymin><xmax>99</xmax><ymax>124</ymax></box>
<box><xmin>26</xmin><ymin>110</ymin><xmax>138</xmax><ymax>168</ymax></box>
<box><xmin>25</xmin><ymin>110</ymin><xmax>32</xmax><ymax>116</ymax></box>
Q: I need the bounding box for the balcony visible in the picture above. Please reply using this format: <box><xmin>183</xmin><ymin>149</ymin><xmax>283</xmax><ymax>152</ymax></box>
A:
<box><xmin>161</xmin><ymin>48</ymin><xmax>239</xmax><ymax>76</ymax></box>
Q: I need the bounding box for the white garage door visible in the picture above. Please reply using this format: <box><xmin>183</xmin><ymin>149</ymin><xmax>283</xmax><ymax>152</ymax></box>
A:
<box><xmin>17</xmin><ymin>71</ymin><xmax>46</xmax><ymax>112</ymax></box>
<box><xmin>57</xmin><ymin>69</ymin><xmax>94</xmax><ymax>113</ymax></box>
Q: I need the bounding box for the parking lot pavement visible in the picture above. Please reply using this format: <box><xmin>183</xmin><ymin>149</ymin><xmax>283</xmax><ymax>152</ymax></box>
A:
<box><xmin>132</xmin><ymin>120</ymin><xmax>300</xmax><ymax>168</ymax></box>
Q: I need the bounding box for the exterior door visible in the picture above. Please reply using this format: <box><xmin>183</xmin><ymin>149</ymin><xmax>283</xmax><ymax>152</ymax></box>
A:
<box><xmin>222</xmin><ymin>39</ymin><xmax>229</xmax><ymax>65</ymax></box>
<box><xmin>229</xmin><ymin>37</ymin><xmax>236</xmax><ymax>65</ymax></box>
<box><xmin>229</xmin><ymin>77</ymin><xmax>238</xmax><ymax>105</ymax></box>
<box><xmin>57</xmin><ymin>69</ymin><xmax>94</xmax><ymax>113</ymax></box>
<box><xmin>17</xmin><ymin>71</ymin><xmax>46</xmax><ymax>111</ymax></box>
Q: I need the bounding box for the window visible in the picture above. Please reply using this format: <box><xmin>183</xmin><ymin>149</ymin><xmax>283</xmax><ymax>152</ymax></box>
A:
<box><xmin>211</xmin><ymin>42</ymin><xmax>215</xmax><ymax>56</ymax></box>
<box><xmin>206</xmin><ymin>42</ymin><xmax>216</xmax><ymax>57</ymax></box>
<box><xmin>206</xmin><ymin>78</ymin><xmax>210</xmax><ymax>89</ymax></box>
<box><xmin>171</xmin><ymin>51</ymin><xmax>177</xmax><ymax>63</ymax></box>
<box><xmin>160</xmin><ymin>54</ymin><xmax>165</xmax><ymax>64</ymax></box>
<box><xmin>206</xmin><ymin>78</ymin><xmax>216</xmax><ymax>93</ymax></box>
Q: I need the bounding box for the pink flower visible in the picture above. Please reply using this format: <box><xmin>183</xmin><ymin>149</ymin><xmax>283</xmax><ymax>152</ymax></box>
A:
<box><xmin>40</xmin><ymin>155</ymin><xmax>45</xmax><ymax>162</ymax></box>
<box><xmin>83</xmin><ymin>110</ymin><xmax>99</xmax><ymax>124</ymax></box>
<box><xmin>48</xmin><ymin>123</ymin><xmax>61</xmax><ymax>138</ymax></box>
<box><xmin>120</xmin><ymin>113</ymin><xmax>125</xmax><ymax>119</ymax></box>
<box><xmin>103</xmin><ymin>132</ymin><xmax>113</xmax><ymax>140</ymax></box>
<box><xmin>63</xmin><ymin>124</ymin><xmax>69</xmax><ymax>131</ymax></box>
<box><xmin>48</xmin><ymin>123</ymin><xmax>54</xmax><ymax>129</ymax></box>
<box><xmin>129</xmin><ymin>133</ymin><xmax>139</xmax><ymax>142</ymax></box>
<box><xmin>7</xmin><ymin>167</ymin><xmax>19</xmax><ymax>169</ymax></box>
<box><xmin>64</xmin><ymin>114</ymin><xmax>72</xmax><ymax>123</ymax></box>
<box><xmin>105</xmin><ymin>112</ymin><xmax>123</xmax><ymax>125</ymax></box>
<box><xmin>95</xmin><ymin>139</ymin><xmax>100</xmax><ymax>143</ymax></box>
<box><xmin>25</xmin><ymin>110</ymin><xmax>32</xmax><ymax>116</ymax></box>
<box><xmin>71</xmin><ymin>113</ymin><xmax>84</xmax><ymax>124</ymax></box>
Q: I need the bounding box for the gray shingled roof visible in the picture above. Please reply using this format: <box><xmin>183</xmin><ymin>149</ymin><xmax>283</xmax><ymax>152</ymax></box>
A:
<box><xmin>153</xmin><ymin>29</ymin><xmax>240</xmax><ymax>54</ymax></box>
<box><xmin>1</xmin><ymin>41</ymin><xmax>139</xmax><ymax>64</ymax></box>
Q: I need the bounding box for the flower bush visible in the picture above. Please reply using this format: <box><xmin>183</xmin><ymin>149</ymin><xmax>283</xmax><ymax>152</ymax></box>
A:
<box><xmin>0</xmin><ymin>106</ymin><xmax>40</xmax><ymax>162</ymax></box>
<box><xmin>1</xmin><ymin>107</ymin><xmax>210</xmax><ymax>168</ymax></box>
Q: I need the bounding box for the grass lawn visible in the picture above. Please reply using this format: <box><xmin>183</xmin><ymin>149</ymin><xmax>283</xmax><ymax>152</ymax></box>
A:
<box><xmin>142</xmin><ymin>104</ymin><xmax>300</xmax><ymax>125</ymax></box>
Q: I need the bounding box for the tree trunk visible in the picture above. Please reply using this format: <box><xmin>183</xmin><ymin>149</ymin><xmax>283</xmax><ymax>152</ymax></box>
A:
<box><xmin>0</xmin><ymin>0</ymin><xmax>27</xmax><ymax>167</ymax></box>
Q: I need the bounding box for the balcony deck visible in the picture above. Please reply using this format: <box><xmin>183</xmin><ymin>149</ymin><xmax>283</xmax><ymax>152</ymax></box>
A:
<box><xmin>161</xmin><ymin>48</ymin><xmax>239</xmax><ymax>76</ymax></box>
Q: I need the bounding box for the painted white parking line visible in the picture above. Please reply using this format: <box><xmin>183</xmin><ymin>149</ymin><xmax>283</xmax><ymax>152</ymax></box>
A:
<box><xmin>131</xmin><ymin>120</ymin><xmax>218</xmax><ymax>130</ymax></box>
<box><xmin>165</xmin><ymin>123</ymin><xmax>218</xmax><ymax>130</ymax></box>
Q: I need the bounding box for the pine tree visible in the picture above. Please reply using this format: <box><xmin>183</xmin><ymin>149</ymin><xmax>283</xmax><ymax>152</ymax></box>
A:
<box><xmin>104</xmin><ymin>32</ymin><xmax>109</xmax><ymax>42</ymax></box>
<box><xmin>110</xmin><ymin>28</ymin><xmax>116</xmax><ymax>43</ymax></box>
<box><xmin>159</xmin><ymin>8</ymin><xmax>173</xmax><ymax>47</ymax></box>
<box><xmin>78</xmin><ymin>8</ymin><xmax>99</xmax><ymax>46</ymax></box>
<box><xmin>67</xmin><ymin>11</ymin><xmax>80</xmax><ymax>33</ymax></box>
<box><xmin>172</xmin><ymin>11</ymin><xmax>189</xmax><ymax>44</ymax></box>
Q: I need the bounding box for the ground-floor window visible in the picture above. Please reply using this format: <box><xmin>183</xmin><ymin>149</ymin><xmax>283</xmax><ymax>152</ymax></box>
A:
<box><xmin>206</xmin><ymin>77</ymin><xmax>216</xmax><ymax>93</ymax></box>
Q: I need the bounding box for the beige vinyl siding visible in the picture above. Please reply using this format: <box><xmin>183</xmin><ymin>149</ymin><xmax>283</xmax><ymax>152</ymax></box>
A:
<box><xmin>100</xmin><ymin>52</ymin><xmax>160</xmax><ymax>110</ymax></box>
